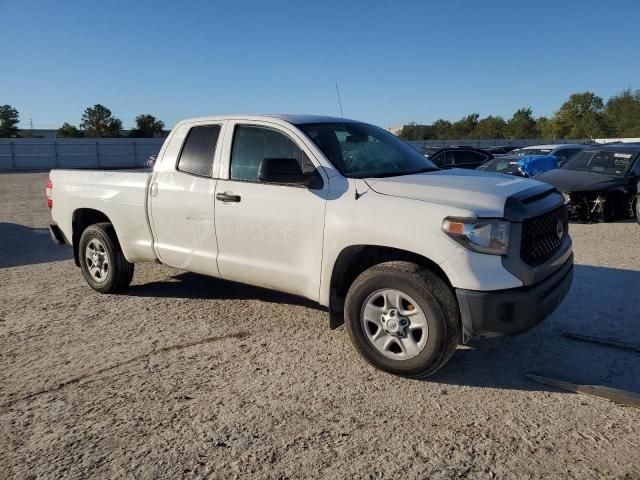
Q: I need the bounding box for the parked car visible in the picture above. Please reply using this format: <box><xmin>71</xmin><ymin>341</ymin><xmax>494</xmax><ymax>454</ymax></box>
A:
<box><xmin>46</xmin><ymin>114</ymin><xmax>573</xmax><ymax>378</ymax></box>
<box><xmin>485</xmin><ymin>146</ymin><xmax>518</xmax><ymax>155</ymax></box>
<box><xmin>418</xmin><ymin>146</ymin><xmax>443</xmax><ymax>157</ymax></box>
<box><xmin>636</xmin><ymin>179</ymin><xmax>640</xmax><ymax>225</ymax></box>
<box><xmin>536</xmin><ymin>144</ymin><xmax>640</xmax><ymax>222</ymax></box>
<box><xmin>510</xmin><ymin>144</ymin><xmax>587</xmax><ymax>164</ymax></box>
<box><xmin>426</xmin><ymin>147</ymin><xmax>494</xmax><ymax>169</ymax></box>
<box><xmin>477</xmin><ymin>154</ymin><xmax>560</xmax><ymax>178</ymax></box>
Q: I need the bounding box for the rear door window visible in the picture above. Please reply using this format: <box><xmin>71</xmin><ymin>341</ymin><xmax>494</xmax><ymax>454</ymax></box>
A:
<box><xmin>177</xmin><ymin>125</ymin><xmax>221</xmax><ymax>177</ymax></box>
<box><xmin>452</xmin><ymin>150</ymin><xmax>487</xmax><ymax>165</ymax></box>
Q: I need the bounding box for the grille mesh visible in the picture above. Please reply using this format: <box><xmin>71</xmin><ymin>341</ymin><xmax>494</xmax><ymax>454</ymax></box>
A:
<box><xmin>520</xmin><ymin>206</ymin><xmax>568</xmax><ymax>266</ymax></box>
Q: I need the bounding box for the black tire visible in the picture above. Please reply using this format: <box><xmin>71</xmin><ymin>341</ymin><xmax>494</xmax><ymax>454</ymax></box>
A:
<box><xmin>345</xmin><ymin>261</ymin><xmax>460</xmax><ymax>378</ymax></box>
<box><xmin>636</xmin><ymin>196</ymin><xmax>640</xmax><ymax>225</ymax></box>
<box><xmin>79</xmin><ymin>222</ymin><xmax>134</xmax><ymax>293</ymax></box>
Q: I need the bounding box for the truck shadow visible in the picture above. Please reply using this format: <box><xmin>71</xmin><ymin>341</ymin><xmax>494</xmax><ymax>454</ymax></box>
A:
<box><xmin>126</xmin><ymin>271</ymin><xmax>325</xmax><ymax>311</ymax></box>
<box><xmin>0</xmin><ymin>222</ymin><xmax>73</xmax><ymax>268</ymax></box>
<box><xmin>430</xmin><ymin>264</ymin><xmax>640</xmax><ymax>394</ymax></box>
<box><xmin>126</xmin><ymin>264</ymin><xmax>640</xmax><ymax>394</ymax></box>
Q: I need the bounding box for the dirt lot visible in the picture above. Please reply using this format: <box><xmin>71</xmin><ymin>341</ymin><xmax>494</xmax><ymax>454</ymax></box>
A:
<box><xmin>1</xmin><ymin>172</ymin><xmax>639</xmax><ymax>479</ymax></box>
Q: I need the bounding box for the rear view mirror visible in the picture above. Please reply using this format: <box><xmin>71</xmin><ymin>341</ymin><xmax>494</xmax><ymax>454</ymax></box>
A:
<box><xmin>258</xmin><ymin>158</ymin><xmax>322</xmax><ymax>188</ymax></box>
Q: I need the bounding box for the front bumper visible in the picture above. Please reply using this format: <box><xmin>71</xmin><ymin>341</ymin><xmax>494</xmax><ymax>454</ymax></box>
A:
<box><xmin>456</xmin><ymin>253</ymin><xmax>573</xmax><ymax>338</ymax></box>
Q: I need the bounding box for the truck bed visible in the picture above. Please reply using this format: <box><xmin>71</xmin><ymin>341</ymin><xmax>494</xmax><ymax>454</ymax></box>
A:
<box><xmin>49</xmin><ymin>169</ymin><xmax>157</xmax><ymax>263</ymax></box>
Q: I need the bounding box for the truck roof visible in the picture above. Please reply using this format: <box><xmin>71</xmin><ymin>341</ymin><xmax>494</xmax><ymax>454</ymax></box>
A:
<box><xmin>178</xmin><ymin>113</ymin><xmax>361</xmax><ymax>126</ymax></box>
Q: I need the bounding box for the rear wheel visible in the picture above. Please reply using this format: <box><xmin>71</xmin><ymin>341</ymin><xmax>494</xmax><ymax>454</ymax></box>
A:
<box><xmin>345</xmin><ymin>261</ymin><xmax>460</xmax><ymax>378</ymax></box>
<box><xmin>636</xmin><ymin>196</ymin><xmax>640</xmax><ymax>225</ymax></box>
<box><xmin>79</xmin><ymin>223</ymin><xmax>134</xmax><ymax>293</ymax></box>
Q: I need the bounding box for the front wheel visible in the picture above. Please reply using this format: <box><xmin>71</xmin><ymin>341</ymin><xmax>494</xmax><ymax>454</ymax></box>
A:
<box><xmin>636</xmin><ymin>196</ymin><xmax>640</xmax><ymax>225</ymax></box>
<box><xmin>345</xmin><ymin>261</ymin><xmax>461</xmax><ymax>378</ymax></box>
<box><xmin>79</xmin><ymin>222</ymin><xmax>134</xmax><ymax>293</ymax></box>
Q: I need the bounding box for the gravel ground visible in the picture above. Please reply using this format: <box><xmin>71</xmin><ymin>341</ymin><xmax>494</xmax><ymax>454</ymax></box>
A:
<box><xmin>1</xmin><ymin>172</ymin><xmax>639</xmax><ymax>479</ymax></box>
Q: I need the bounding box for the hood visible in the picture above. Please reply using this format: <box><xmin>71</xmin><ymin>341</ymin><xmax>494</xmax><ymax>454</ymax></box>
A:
<box><xmin>365</xmin><ymin>168</ymin><xmax>543</xmax><ymax>217</ymax></box>
<box><xmin>536</xmin><ymin>168</ymin><xmax>626</xmax><ymax>192</ymax></box>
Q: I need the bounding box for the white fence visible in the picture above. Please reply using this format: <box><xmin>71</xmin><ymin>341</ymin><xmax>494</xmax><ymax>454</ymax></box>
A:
<box><xmin>1</xmin><ymin>136</ymin><xmax>626</xmax><ymax>171</ymax></box>
<box><xmin>0</xmin><ymin>138</ymin><xmax>165</xmax><ymax>171</ymax></box>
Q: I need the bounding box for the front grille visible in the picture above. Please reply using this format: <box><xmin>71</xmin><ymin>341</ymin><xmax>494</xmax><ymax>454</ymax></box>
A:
<box><xmin>520</xmin><ymin>205</ymin><xmax>568</xmax><ymax>266</ymax></box>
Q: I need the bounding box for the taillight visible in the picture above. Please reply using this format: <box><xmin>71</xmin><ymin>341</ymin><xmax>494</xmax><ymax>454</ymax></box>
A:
<box><xmin>46</xmin><ymin>179</ymin><xmax>53</xmax><ymax>209</ymax></box>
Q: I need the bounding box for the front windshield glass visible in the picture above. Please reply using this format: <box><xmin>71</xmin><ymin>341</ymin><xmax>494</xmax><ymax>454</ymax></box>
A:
<box><xmin>511</xmin><ymin>148</ymin><xmax>553</xmax><ymax>156</ymax></box>
<box><xmin>298</xmin><ymin>122</ymin><xmax>437</xmax><ymax>178</ymax></box>
<box><xmin>477</xmin><ymin>158</ymin><xmax>517</xmax><ymax>173</ymax></box>
<box><xmin>561</xmin><ymin>150</ymin><xmax>635</xmax><ymax>177</ymax></box>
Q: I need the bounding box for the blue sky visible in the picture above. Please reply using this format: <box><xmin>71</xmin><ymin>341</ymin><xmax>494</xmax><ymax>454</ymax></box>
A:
<box><xmin>2</xmin><ymin>0</ymin><xmax>640</xmax><ymax>129</ymax></box>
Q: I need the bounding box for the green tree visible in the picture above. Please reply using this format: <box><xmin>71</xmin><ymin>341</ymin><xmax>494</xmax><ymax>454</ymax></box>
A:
<box><xmin>398</xmin><ymin>123</ymin><xmax>417</xmax><ymax>140</ymax></box>
<box><xmin>505</xmin><ymin>108</ymin><xmax>538</xmax><ymax>139</ymax></box>
<box><xmin>473</xmin><ymin>116</ymin><xmax>506</xmax><ymax>139</ymax></box>
<box><xmin>0</xmin><ymin>104</ymin><xmax>20</xmax><ymax>137</ymax></box>
<box><xmin>398</xmin><ymin>122</ymin><xmax>433</xmax><ymax>140</ymax></box>
<box><xmin>605</xmin><ymin>89</ymin><xmax>640</xmax><ymax>137</ymax></box>
<box><xmin>535</xmin><ymin>117</ymin><xmax>553</xmax><ymax>138</ymax></box>
<box><xmin>80</xmin><ymin>104</ymin><xmax>122</xmax><ymax>137</ymax></box>
<box><xmin>451</xmin><ymin>113</ymin><xmax>479</xmax><ymax>139</ymax></box>
<box><xmin>432</xmin><ymin>119</ymin><xmax>454</xmax><ymax>139</ymax></box>
<box><xmin>57</xmin><ymin>122</ymin><xmax>84</xmax><ymax>138</ymax></box>
<box><xmin>553</xmin><ymin>92</ymin><xmax>610</xmax><ymax>139</ymax></box>
<box><xmin>128</xmin><ymin>114</ymin><xmax>165</xmax><ymax>138</ymax></box>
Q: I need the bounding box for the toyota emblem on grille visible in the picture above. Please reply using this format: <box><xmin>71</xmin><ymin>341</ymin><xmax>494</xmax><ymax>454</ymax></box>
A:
<box><xmin>556</xmin><ymin>219</ymin><xmax>564</xmax><ymax>240</ymax></box>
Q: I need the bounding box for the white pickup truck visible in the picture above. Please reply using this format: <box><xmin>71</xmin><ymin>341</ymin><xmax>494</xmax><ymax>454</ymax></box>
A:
<box><xmin>47</xmin><ymin>114</ymin><xmax>573</xmax><ymax>377</ymax></box>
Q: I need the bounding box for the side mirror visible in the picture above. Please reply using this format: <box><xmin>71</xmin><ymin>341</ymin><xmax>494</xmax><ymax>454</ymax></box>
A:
<box><xmin>258</xmin><ymin>158</ymin><xmax>322</xmax><ymax>188</ymax></box>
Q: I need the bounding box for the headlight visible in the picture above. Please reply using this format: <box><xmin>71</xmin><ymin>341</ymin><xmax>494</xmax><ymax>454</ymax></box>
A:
<box><xmin>442</xmin><ymin>217</ymin><xmax>510</xmax><ymax>255</ymax></box>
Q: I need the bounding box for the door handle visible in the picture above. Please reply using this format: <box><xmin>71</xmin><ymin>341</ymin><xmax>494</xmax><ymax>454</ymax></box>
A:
<box><xmin>150</xmin><ymin>182</ymin><xmax>158</xmax><ymax>197</ymax></box>
<box><xmin>216</xmin><ymin>192</ymin><xmax>241</xmax><ymax>203</ymax></box>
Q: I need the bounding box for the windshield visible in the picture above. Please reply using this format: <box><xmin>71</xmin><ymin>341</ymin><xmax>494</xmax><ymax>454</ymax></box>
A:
<box><xmin>511</xmin><ymin>148</ymin><xmax>553</xmax><ymax>156</ymax></box>
<box><xmin>477</xmin><ymin>158</ymin><xmax>517</xmax><ymax>173</ymax></box>
<box><xmin>298</xmin><ymin>122</ymin><xmax>437</xmax><ymax>178</ymax></box>
<box><xmin>561</xmin><ymin>150</ymin><xmax>635</xmax><ymax>177</ymax></box>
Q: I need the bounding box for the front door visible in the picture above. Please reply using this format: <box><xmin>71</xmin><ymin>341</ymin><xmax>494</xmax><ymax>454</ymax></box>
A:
<box><xmin>149</xmin><ymin>123</ymin><xmax>222</xmax><ymax>276</ymax></box>
<box><xmin>214</xmin><ymin>122</ymin><xmax>328</xmax><ymax>301</ymax></box>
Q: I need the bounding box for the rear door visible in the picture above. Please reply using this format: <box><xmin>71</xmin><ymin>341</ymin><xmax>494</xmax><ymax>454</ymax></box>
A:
<box><xmin>214</xmin><ymin>121</ymin><xmax>328</xmax><ymax>301</ymax></box>
<box><xmin>148</xmin><ymin>122</ymin><xmax>224</xmax><ymax>276</ymax></box>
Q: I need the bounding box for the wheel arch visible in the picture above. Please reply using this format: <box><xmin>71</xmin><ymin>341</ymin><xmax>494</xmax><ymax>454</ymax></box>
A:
<box><xmin>327</xmin><ymin>244</ymin><xmax>452</xmax><ymax>329</ymax></box>
<box><xmin>71</xmin><ymin>208</ymin><xmax>114</xmax><ymax>266</ymax></box>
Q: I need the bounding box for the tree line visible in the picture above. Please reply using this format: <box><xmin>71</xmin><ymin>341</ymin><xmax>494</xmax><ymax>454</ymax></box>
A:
<box><xmin>3</xmin><ymin>89</ymin><xmax>640</xmax><ymax>140</ymax></box>
<box><xmin>0</xmin><ymin>103</ymin><xmax>165</xmax><ymax>138</ymax></box>
<box><xmin>398</xmin><ymin>89</ymin><xmax>640</xmax><ymax>140</ymax></box>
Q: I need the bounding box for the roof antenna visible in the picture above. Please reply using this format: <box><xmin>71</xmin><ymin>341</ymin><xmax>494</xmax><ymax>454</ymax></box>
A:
<box><xmin>335</xmin><ymin>83</ymin><xmax>344</xmax><ymax>118</ymax></box>
<box><xmin>336</xmin><ymin>82</ymin><xmax>359</xmax><ymax>199</ymax></box>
